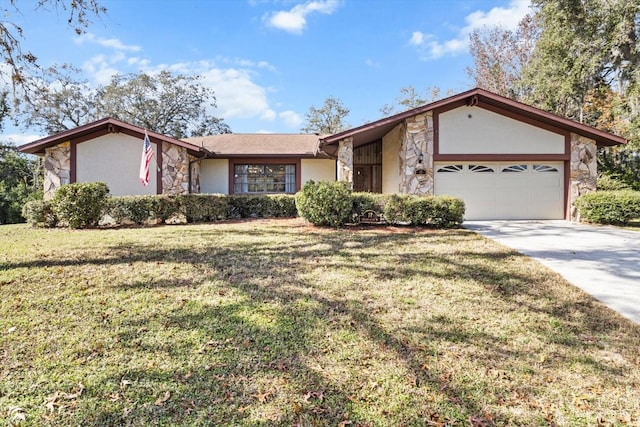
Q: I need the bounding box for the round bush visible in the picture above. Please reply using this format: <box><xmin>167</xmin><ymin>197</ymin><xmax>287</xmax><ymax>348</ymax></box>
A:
<box><xmin>51</xmin><ymin>182</ymin><xmax>110</xmax><ymax>228</ymax></box>
<box><xmin>22</xmin><ymin>200</ymin><xmax>57</xmax><ymax>227</ymax></box>
<box><xmin>295</xmin><ymin>180</ymin><xmax>353</xmax><ymax>227</ymax></box>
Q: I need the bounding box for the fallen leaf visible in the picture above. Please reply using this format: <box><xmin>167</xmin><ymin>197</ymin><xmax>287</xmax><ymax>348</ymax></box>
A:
<box><xmin>63</xmin><ymin>383</ymin><xmax>85</xmax><ymax>400</ymax></box>
<box><xmin>292</xmin><ymin>401</ymin><xmax>303</xmax><ymax>415</ymax></box>
<box><xmin>254</xmin><ymin>390</ymin><xmax>271</xmax><ymax>403</ymax></box>
<box><xmin>155</xmin><ymin>390</ymin><xmax>171</xmax><ymax>406</ymax></box>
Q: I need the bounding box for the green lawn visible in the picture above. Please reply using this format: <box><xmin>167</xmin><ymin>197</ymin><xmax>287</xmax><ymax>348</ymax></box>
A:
<box><xmin>1</xmin><ymin>219</ymin><xmax>639</xmax><ymax>426</ymax></box>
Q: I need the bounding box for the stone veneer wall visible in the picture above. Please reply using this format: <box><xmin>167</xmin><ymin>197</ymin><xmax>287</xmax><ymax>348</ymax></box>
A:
<box><xmin>399</xmin><ymin>112</ymin><xmax>434</xmax><ymax>195</ymax></box>
<box><xmin>162</xmin><ymin>142</ymin><xmax>190</xmax><ymax>195</ymax></box>
<box><xmin>570</xmin><ymin>133</ymin><xmax>598</xmax><ymax>221</ymax></box>
<box><xmin>43</xmin><ymin>142</ymin><xmax>71</xmax><ymax>200</ymax></box>
<box><xmin>190</xmin><ymin>156</ymin><xmax>201</xmax><ymax>194</ymax></box>
<box><xmin>337</xmin><ymin>137</ymin><xmax>353</xmax><ymax>185</ymax></box>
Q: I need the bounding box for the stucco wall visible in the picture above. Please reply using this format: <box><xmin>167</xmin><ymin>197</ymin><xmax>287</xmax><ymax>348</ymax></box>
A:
<box><xmin>200</xmin><ymin>159</ymin><xmax>229</xmax><ymax>194</ymax></box>
<box><xmin>439</xmin><ymin>106</ymin><xmax>565</xmax><ymax>154</ymax></box>
<box><xmin>382</xmin><ymin>124</ymin><xmax>401</xmax><ymax>193</ymax></box>
<box><xmin>76</xmin><ymin>133</ymin><xmax>158</xmax><ymax>196</ymax></box>
<box><xmin>301</xmin><ymin>159</ymin><xmax>335</xmax><ymax>184</ymax></box>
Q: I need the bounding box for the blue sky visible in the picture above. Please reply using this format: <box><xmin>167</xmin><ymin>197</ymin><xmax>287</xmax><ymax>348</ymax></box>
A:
<box><xmin>3</xmin><ymin>0</ymin><xmax>531</xmax><ymax>144</ymax></box>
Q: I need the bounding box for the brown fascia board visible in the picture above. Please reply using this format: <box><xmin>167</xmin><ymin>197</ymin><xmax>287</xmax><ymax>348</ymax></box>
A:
<box><xmin>18</xmin><ymin>117</ymin><xmax>201</xmax><ymax>155</ymax></box>
<box><xmin>321</xmin><ymin>87</ymin><xmax>627</xmax><ymax>148</ymax></box>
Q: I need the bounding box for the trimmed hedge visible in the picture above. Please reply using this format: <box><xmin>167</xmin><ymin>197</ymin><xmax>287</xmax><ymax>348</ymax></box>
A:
<box><xmin>574</xmin><ymin>190</ymin><xmax>640</xmax><ymax>225</ymax></box>
<box><xmin>297</xmin><ymin>181</ymin><xmax>465</xmax><ymax>228</ymax></box>
<box><xmin>25</xmin><ymin>180</ymin><xmax>464</xmax><ymax>229</ymax></box>
<box><xmin>381</xmin><ymin>194</ymin><xmax>465</xmax><ymax>227</ymax></box>
<box><xmin>24</xmin><ymin>186</ymin><xmax>298</xmax><ymax>228</ymax></box>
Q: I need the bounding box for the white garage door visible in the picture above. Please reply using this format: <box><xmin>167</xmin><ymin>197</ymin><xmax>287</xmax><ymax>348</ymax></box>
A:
<box><xmin>434</xmin><ymin>162</ymin><xmax>564</xmax><ymax>220</ymax></box>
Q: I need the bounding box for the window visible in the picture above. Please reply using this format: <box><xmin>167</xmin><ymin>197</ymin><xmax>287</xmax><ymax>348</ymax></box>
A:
<box><xmin>234</xmin><ymin>164</ymin><xmax>296</xmax><ymax>194</ymax></box>
<box><xmin>436</xmin><ymin>164</ymin><xmax>463</xmax><ymax>173</ymax></box>
<box><xmin>469</xmin><ymin>164</ymin><xmax>495</xmax><ymax>173</ymax></box>
<box><xmin>533</xmin><ymin>164</ymin><xmax>559</xmax><ymax>173</ymax></box>
<box><xmin>502</xmin><ymin>164</ymin><xmax>527</xmax><ymax>173</ymax></box>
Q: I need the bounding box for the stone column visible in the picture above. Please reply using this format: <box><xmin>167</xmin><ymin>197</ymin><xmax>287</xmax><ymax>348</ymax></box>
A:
<box><xmin>337</xmin><ymin>137</ymin><xmax>353</xmax><ymax>186</ymax></box>
<box><xmin>43</xmin><ymin>142</ymin><xmax>71</xmax><ymax>200</ymax></box>
<box><xmin>570</xmin><ymin>133</ymin><xmax>597</xmax><ymax>221</ymax></box>
<box><xmin>399</xmin><ymin>113</ymin><xmax>434</xmax><ymax>195</ymax></box>
<box><xmin>189</xmin><ymin>156</ymin><xmax>201</xmax><ymax>194</ymax></box>
<box><xmin>162</xmin><ymin>142</ymin><xmax>190</xmax><ymax>195</ymax></box>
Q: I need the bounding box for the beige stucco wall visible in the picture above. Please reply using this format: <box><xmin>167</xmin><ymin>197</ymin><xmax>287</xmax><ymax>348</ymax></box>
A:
<box><xmin>382</xmin><ymin>124</ymin><xmax>401</xmax><ymax>193</ymax></box>
<box><xmin>200</xmin><ymin>159</ymin><xmax>229</xmax><ymax>194</ymax></box>
<box><xmin>301</xmin><ymin>158</ymin><xmax>336</xmax><ymax>184</ymax></box>
<box><xmin>76</xmin><ymin>133</ymin><xmax>158</xmax><ymax>196</ymax></box>
<box><xmin>439</xmin><ymin>106</ymin><xmax>565</xmax><ymax>154</ymax></box>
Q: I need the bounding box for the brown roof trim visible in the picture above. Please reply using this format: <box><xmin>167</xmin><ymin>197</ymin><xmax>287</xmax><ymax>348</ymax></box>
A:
<box><xmin>321</xmin><ymin>87</ymin><xmax>627</xmax><ymax>148</ymax></box>
<box><xmin>18</xmin><ymin>117</ymin><xmax>201</xmax><ymax>155</ymax></box>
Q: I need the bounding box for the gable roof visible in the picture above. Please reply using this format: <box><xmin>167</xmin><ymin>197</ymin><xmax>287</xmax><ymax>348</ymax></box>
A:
<box><xmin>18</xmin><ymin>117</ymin><xmax>201</xmax><ymax>155</ymax></box>
<box><xmin>320</xmin><ymin>87</ymin><xmax>627</xmax><ymax>149</ymax></box>
<box><xmin>183</xmin><ymin>133</ymin><xmax>326</xmax><ymax>158</ymax></box>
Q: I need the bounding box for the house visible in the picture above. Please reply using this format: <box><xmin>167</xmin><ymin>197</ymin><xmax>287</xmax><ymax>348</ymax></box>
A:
<box><xmin>19</xmin><ymin>88</ymin><xmax>626</xmax><ymax>220</ymax></box>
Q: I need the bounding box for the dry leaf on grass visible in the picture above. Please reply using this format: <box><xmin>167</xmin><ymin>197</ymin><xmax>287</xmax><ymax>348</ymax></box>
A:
<box><xmin>155</xmin><ymin>390</ymin><xmax>171</xmax><ymax>406</ymax></box>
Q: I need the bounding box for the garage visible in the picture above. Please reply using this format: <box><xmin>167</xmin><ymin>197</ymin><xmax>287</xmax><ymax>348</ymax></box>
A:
<box><xmin>434</xmin><ymin>161</ymin><xmax>565</xmax><ymax>220</ymax></box>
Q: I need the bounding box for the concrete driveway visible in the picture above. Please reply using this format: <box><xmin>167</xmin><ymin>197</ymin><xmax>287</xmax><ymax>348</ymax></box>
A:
<box><xmin>464</xmin><ymin>220</ymin><xmax>640</xmax><ymax>324</ymax></box>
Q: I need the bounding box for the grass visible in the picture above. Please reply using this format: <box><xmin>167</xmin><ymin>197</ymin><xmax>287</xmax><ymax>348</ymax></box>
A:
<box><xmin>1</xmin><ymin>218</ymin><xmax>639</xmax><ymax>426</ymax></box>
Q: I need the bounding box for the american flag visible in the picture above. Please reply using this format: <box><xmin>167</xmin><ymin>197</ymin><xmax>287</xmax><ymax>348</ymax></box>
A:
<box><xmin>139</xmin><ymin>131</ymin><xmax>154</xmax><ymax>186</ymax></box>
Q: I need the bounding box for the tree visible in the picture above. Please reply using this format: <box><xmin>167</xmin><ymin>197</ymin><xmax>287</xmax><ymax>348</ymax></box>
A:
<box><xmin>0</xmin><ymin>144</ymin><xmax>42</xmax><ymax>224</ymax></box>
<box><xmin>96</xmin><ymin>71</ymin><xmax>230</xmax><ymax>137</ymax></box>
<box><xmin>467</xmin><ymin>14</ymin><xmax>538</xmax><ymax>101</ymax></box>
<box><xmin>1</xmin><ymin>1</ymin><xmax>105</xmax><ymax>107</ymax></box>
<box><xmin>21</xmin><ymin>65</ymin><xmax>97</xmax><ymax>134</ymax></box>
<box><xmin>21</xmin><ymin>69</ymin><xmax>231</xmax><ymax>137</ymax></box>
<box><xmin>520</xmin><ymin>0</ymin><xmax>640</xmax><ymax>188</ymax></box>
<box><xmin>301</xmin><ymin>97</ymin><xmax>350</xmax><ymax>134</ymax></box>
<box><xmin>379</xmin><ymin>86</ymin><xmax>450</xmax><ymax>116</ymax></box>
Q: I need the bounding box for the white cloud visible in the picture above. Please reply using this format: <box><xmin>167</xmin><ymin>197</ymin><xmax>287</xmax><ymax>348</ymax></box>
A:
<box><xmin>1</xmin><ymin>133</ymin><xmax>44</xmax><ymax>146</ymax></box>
<box><xmin>195</xmin><ymin>64</ymin><xmax>273</xmax><ymax>120</ymax></box>
<box><xmin>75</xmin><ymin>33</ymin><xmax>141</xmax><ymax>52</ymax></box>
<box><xmin>410</xmin><ymin>0</ymin><xmax>530</xmax><ymax>59</ymax></box>
<box><xmin>365</xmin><ymin>58</ymin><xmax>380</xmax><ymax>68</ymax></box>
<box><xmin>279</xmin><ymin>110</ymin><xmax>303</xmax><ymax>128</ymax></box>
<box><xmin>409</xmin><ymin>31</ymin><xmax>425</xmax><ymax>46</ymax></box>
<box><xmin>82</xmin><ymin>54</ymin><xmax>120</xmax><ymax>85</ymax></box>
<box><xmin>264</xmin><ymin>0</ymin><xmax>341</xmax><ymax>34</ymax></box>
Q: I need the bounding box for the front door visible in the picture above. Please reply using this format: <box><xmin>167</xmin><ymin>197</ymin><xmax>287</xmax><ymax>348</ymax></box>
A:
<box><xmin>354</xmin><ymin>166</ymin><xmax>371</xmax><ymax>192</ymax></box>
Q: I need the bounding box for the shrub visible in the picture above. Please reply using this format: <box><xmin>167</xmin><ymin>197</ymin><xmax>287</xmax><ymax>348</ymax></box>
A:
<box><xmin>406</xmin><ymin>195</ymin><xmax>465</xmax><ymax>228</ymax></box>
<box><xmin>179</xmin><ymin>194</ymin><xmax>228</xmax><ymax>222</ymax></box>
<box><xmin>597</xmin><ymin>174</ymin><xmax>632</xmax><ymax>191</ymax></box>
<box><xmin>105</xmin><ymin>196</ymin><xmax>163</xmax><ymax>225</ymax></box>
<box><xmin>296</xmin><ymin>180</ymin><xmax>353</xmax><ymax>227</ymax></box>
<box><xmin>229</xmin><ymin>195</ymin><xmax>274</xmax><ymax>218</ymax></box>
<box><xmin>51</xmin><ymin>182</ymin><xmax>110</xmax><ymax>228</ymax></box>
<box><xmin>380</xmin><ymin>194</ymin><xmax>465</xmax><ymax>227</ymax></box>
<box><xmin>574</xmin><ymin>190</ymin><xmax>640</xmax><ymax>225</ymax></box>
<box><xmin>383</xmin><ymin>194</ymin><xmax>412</xmax><ymax>224</ymax></box>
<box><xmin>22</xmin><ymin>200</ymin><xmax>57</xmax><ymax>227</ymax></box>
<box><xmin>267</xmin><ymin>194</ymin><xmax>298</xmax><ymax>217</ymax></box>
